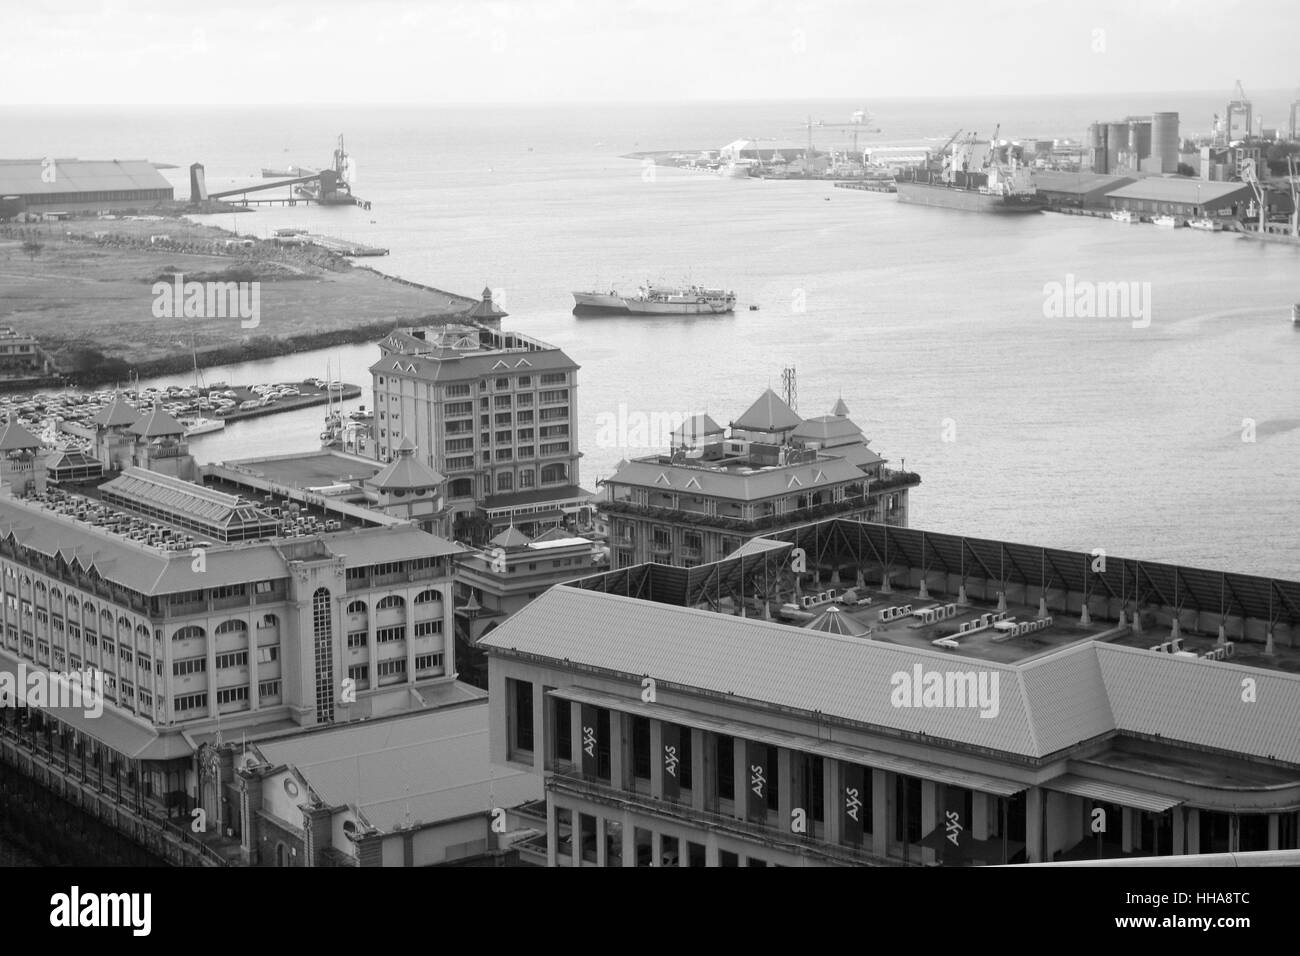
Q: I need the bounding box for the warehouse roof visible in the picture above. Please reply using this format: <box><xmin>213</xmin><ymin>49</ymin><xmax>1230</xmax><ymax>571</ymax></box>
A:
<box><xmin>482</xmin><ymin>586</ymin><xmax>1300</xmax><ymax>766</ymax></box>
<box><xmin>1106</xmin><ymin>178</ymin><xmax>1253</xmax><ymax>203</ymax></box>
<box><xmin>0</xmin><ymin>159</ymin><xmax>173</xmax><ymax>198</ymax></box>
<box><xmin>1031</xmin><ymin>171</ymin><xmax>1135</xmax><ymax>195</ymax></box>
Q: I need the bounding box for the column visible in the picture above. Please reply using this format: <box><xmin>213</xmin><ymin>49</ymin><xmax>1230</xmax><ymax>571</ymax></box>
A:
<box><xmin>651</xmin><ymin>829</ymin><xmax>663</xmax><ymax>868</ymax></box>
<box><xmin>1186</xmin><ymin>809</ymin><xmax>1200</xmax><ymax>854</ymax></box>
<box><xmin>546</xmin><ymin>799</ymin><xmax>558</xmax><ymax>867</ymax></box>
<box><xmin>821</xmin><ymin>758</ymin><xmax>841</xmax><ymax>845</ymax></box>
<box><xmin>366</xmin><ymin>597</ymin><xmax>377</xmax><ymax>694</ymax></box>
<box><xmin>691</xmin><ymin>728</ymin><xmax>708</xmax><ymax>811</ymax></box>
<box><xmin>649</xmin><ymin>719</ymin><xmax>664</xmax><ymax>799</ymax></box>
<box><xmin>404</xmin><ymin>586</ymin><xmax>416</xmax><ymax>685</ymax></box>
<box><xmin>1121</xmin><ymin>808</ymin><xmax>1135</xmax><ymax>853</ymax></box>
<box><xmin>1025</xmin><ymin>786</ymin><xmax>1045</xmax><ymax>863</ymax></box>
<box><xmin>1172</xmin><ymin>807</ymin><xmax>1185</xmax><ymax>855</ymax></box>
<box><xmin>777</xmin><ymin>749</ymin><xmax>793</xmax><ymax>834</ymax></box>
<box><xmin>973</xmin><ymin>792</ymin><xmax>990</xmax><ymax>841</ymax></box>
<box><xmin>621</xmin><ymin>811</ymin><xmax>636</xmax><ymax>868</ymax></box>
<box><xmin>595</xmin><ymin>815</ymin><xmax>607</xmax><ymax>867</ymax></box>
<box><xmin>610</xmin><ymin>711</ymin><xmax>629</xmax><ymax>789</ymax></box>
<box><xmin>569</xmin><ymin>701</ymin><xmax>583</xmax><ymax>768</ymax></box>
<box><xmin>1268</xmin><ymin>814</ymin><xmax>1279</xmax><ymax>850</ymax></box>
<box><xmin>705</xmin><ymin>834</ymin><xmax>720</xmax><ymax>867</ymax></box>
<box><xmin>920</xmin><ymin>780</ymin><xmax>937</xmax><ymax>865</ymax></box>
<box><xmin>732</xmin><ymin>740</ymin><xmax>748</xmax><ymax>821</ymax></box>
<box><xmin>531</xmin><ymin>681</ymin><xmax>545</xmax><ymax>775</ymax></box>
<box><xmin>872</xmin><ymin>770</ymin><xmax>888</xmax><ymax>859</ymax></box>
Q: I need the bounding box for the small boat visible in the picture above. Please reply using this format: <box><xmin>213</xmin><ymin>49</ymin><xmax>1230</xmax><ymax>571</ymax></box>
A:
<box><xmin>180</xmin><ymin>417</ymin><xmax>226</xmax><ymax>437</ymax></box>
<box><xmin>1188</xmin><ymin>218</ymin><xmax>1223</xmax><ymax>232</ymax></box>
<box><xmin>1110</xmin><ymin>209</ymin><xmax>1138</xmax><ymax>224</ymax></box>
<box><xmin>1152</xmin><ymin>215</ymin><xmax>1180</xmax><ymax>229</ymax></box>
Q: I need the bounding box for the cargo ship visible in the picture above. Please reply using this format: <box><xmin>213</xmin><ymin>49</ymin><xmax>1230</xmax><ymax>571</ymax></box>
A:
<box><xmin>572</xmin><ymin>283</ymin><xmax>736</xmax><ymax>315</ymax></box>
<box><xmin>896</xmin><ymin>130</ymin><xmax>1043</xmax><ymax>213</ymax></box>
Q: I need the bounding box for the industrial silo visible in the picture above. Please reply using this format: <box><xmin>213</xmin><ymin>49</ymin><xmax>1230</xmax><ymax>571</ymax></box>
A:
<box><xmin>1087</xmin><ymin>123</ymin><xmax>1106</xmax><ymax>172</ymax></box>
<box><xmin>1151</xmin><ymin>112</ymin><xmax>1179</xmax><ymax>173</ymax></box>
<box><xmin>1106</xmin><ymin>121</ymin><xmax>1127</xmax><ymax>175</ymax></box>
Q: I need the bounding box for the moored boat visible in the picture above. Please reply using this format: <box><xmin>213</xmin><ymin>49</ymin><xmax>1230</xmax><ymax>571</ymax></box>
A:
<box><xmin>572</xmin><ymin>290</ymin><xmax>629</xmax><ymax>312</ymax></box>
<box><xmin>1153</xmin><ymin>215</ymin><xmax>1180</xmax><ymax>229</ymax></box>
<box><xmin>1111</xmin><ymin>209</ymin><xmax>1138</xmax><ymax>224</ymax></box>
<box><xmin>624</xmin><ymin>284</ymin><xmax>736</xmax><ymax>314</ymax></box>
<box><xmin>180</xmin><ymin>416</ymin><xmax>226</xmax><ymax>437</ymax></box>
<box><xmin>1188</xmin><ymin>218</ymin><xmax>1223</xmax><ymax>232</ymax></box>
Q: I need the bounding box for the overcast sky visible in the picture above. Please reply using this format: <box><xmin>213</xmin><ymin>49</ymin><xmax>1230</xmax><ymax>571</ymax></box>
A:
<box><xmin>2</xmin><ymin>0</ymin><xmax>1296</xmax><ymax>105</ymax></box>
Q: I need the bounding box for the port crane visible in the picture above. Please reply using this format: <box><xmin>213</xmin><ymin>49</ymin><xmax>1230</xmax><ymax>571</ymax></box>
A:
<box><xmin>788</xmin><ymin>110</ymin><xmax>882</xmax><ymax>165</ymax></box>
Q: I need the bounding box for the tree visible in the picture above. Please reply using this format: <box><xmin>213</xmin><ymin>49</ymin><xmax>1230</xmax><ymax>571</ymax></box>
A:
<box><xmin>1176</xmin><ymin>162</ymin><xmax>1196</xmax><ymax>177</ymax></box>
<box><xmin>21</xmin><ymin>240</ymin><xmax>43</xmax><ymax>261</ymax></box>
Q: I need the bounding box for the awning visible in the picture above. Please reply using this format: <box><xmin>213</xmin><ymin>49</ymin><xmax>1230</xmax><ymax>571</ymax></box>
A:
<box><xmin>1045</xmin><ymin>774</ymin><xmax>1182</xmax><ymax>813</ymax></box>
<box><xmin>549</xmin><ymin>686</ymin><xmax>1026</xmax><ymax>798</ymax></box>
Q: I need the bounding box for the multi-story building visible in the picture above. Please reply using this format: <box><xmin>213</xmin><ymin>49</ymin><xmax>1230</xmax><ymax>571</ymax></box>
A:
<box><xmin>369</xmin><ymin>320</ymin><xmax>591</xmax><ymax>540</ymax></box>
<box><xmin>601</xmin><ymin>390</ymin><xmax>919</xmax><ymax>568</ymax></box>
<box><xmin>0</xmin><ymin>439</ymin><xmax>464</xmax><ymax>862</ymax></box>
<box><xmin>481</xmin><ymin>517</ymin><xmax>1300</xmax><ymax>867</ymax></box>
<box><xmin>0</xmin><ymin>327</ymin><xmax>55</xmax><ymax>385</ymax></box>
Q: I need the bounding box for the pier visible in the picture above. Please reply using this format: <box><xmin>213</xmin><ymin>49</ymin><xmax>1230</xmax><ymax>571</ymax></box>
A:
<box><xmin>833</xmin><ymin>179</ymin><xmax>898</xmax><ymax>193</ymax></box>
<box><xmin>302</xmin><ymin>234</ymin><xmax>389</xmax><ymax>256</ymax></box>
<box><xmin>214</xmin><ymin>382</ymin><xmax>363</xmax><ymax>422</ymax></box>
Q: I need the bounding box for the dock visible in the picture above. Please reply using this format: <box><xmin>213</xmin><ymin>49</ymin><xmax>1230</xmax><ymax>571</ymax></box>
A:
<box><xmin>302</xmin><ymin>234</ymin><xmax>389</xmax><ymax>257</ymax></box>
<box><xmin>215</xmin><ymin>382</ymin><xmax>363</xmax><ymax>422</ymax></box>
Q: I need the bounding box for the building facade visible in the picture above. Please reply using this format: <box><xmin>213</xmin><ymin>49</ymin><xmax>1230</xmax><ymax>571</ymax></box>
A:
<box><xmin>601</xmin><ymin>391</ymin><xmax>919</xmax><ymax>568</ymax></box>
<box><xmin>369</xmin><ymin>322</ymin><xmax>590</xmax><ymax>539</ymax></box>
<box><xmin>481</xmin><ymin>519</ymin><xmax>1300</xmax><ymax>867</ymax></box>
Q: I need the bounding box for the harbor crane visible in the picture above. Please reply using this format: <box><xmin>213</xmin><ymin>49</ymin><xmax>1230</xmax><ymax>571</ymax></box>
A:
<box><xmin>788</xmin><ymin>109</ymin><xmax>882</xmax><ymax>164</ymax></box>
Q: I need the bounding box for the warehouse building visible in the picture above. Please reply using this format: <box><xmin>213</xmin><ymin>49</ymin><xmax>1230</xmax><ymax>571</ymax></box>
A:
<box><xmin>0</xmin><ymin>158</ymin><xmax>174</xmax><ymax>215</ymax></box>
<box><xmin>1031</xmin><ymin>171</ymin><xmax>1135</xmax><ymax>209</ymax></box>
<box><xmin>1106</xmin><ymin>178</ymin><xmax>1257</xmax><ymax>219</ymax></box>
<box><xmin>482</xmin><ymin>518</ymin><xmax>1300</xmax><ymax>866</ymax></box>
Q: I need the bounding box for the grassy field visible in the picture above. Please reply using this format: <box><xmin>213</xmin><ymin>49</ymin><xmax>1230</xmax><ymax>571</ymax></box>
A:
<box><xmin>0</xmin><ymin>218</ymin><xmax>477</xmax><ymax>383</ymax></box>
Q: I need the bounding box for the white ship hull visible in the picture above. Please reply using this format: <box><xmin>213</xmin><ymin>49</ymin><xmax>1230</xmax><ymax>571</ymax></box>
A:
<box><xmin>572</xmin><ymin>291</ymin><xmax>628</xmax><ymax>311</ymax></box>
<box><xmin>182</xmin><ymin>417</ymin><xmax>226</xmax><ymax>437</ymax></box>
<box><xmin>624</xmin><ymin>298</ymin><xmax>735</xmax><ymax>315</ymax></box>
<box><xmin>1111</xmin><ymin>210</ymin><xmax>1138</xmax><ymax>224</ymax></box>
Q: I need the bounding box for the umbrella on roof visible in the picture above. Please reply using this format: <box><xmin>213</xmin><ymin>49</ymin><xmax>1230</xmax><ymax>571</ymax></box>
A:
<box><xmin>804</xmin><ymin>604</ymin><xmax>871</xmax><ymax>637</ymax></box>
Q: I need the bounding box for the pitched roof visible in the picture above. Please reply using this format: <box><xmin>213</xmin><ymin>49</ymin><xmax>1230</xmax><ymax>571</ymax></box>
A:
<box><xmin>480</xmin><ymin>586</ymin><xmax>1300</xmax><ymax>765</ymax></box>
<box><xmin>0</xmin><ymin>158</ymin><xmax>173</xmax><ymax>198</ymax></box>
<box><xmin>1107</xmin><ymin>178</ymin><xmax>1253</xmax><ymax>203</ymax></box>
<box><xmin>128</xmin><ymin>405</ymin><xmax>185</xmax><ymax>437</ymax></box>
<box><xmin>831</xmin><ymin>397</ymin><xmax>850</xmax><ymax>417</ymax></box>
<box><xmin>671</xmin><ymin>413</ymin><xmax>724</xmax><ymax>445</ymax></box>
<box><xmin>90</xmin><ymin>392</ymin><xmax>138</xmax><ymax>428</ymax></box>
<box><xmin>792</xmin><ymin>415</ymin><xmax>864</xmax><ymax>445</ymax></box>
<box><xmin>368</xmin><ymin>443</ymin><xmax>444</xmax><ymax>491</ymax></box>
<box><xmin>732</xmin><ymin>389</ymin><xmax>802</xmax><ymax>433</ymax></box>
<box><xmin>489</xmin><ymin>525</ymin><xmax>532</xmax><ymax>549</ymax></box>
<box><xmin>608</xmin><ymin>455</ymin><xmax>863</xmax><ymax>501</ymax></box>
<box><xmin>0</xmin><ymin>419</ymin><xmax>40</xmax><ymax>451</ymax></box>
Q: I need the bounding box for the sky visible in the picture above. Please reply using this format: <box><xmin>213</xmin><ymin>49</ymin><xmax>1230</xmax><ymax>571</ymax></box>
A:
<box><xmin>1</xmin><ymin>0</ymin><xmax>1297</xmax><ymax>105</ymax></box>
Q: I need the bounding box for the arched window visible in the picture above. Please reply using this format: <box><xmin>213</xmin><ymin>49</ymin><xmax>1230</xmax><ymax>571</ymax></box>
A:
<box><xmin>136</xmin><ymin>624</ymin><xmax>150</xmax><ymax>640</ymax></box>
<box><xmin>118</xmin><ymin>615</ymin><xmax>131</xmax><ymax>630</ymax></box>
<box><xmin>100</xmin><ymin>609</ymin><xmax>113</xmax><ymax>624</ymax></box>
<box><xmin>173</xmin><ymin>625</ymin><xmax>206</xmax><ymax>642</ymax></box>
<box><xmin>260</xmin><ymin>614</ymin><xmax>279</xmax><ymax>629</ymax></box>
<box><xmin>376</xmin><ymin>595</ymin><xmax>405</xmax><ymax>611</ymax></box>
<box><xmin>35</xmin><ymin>581</ymin><xmax>46</xmax><ymax>594</ymax></box>
<box><xmin>346</xmin><ymin>600</ymin><xmax>368</xmax><ymax>614</ymax></box>
<box><xmin>51</xmin><ymin>587</ymin><xmax>62</xmax><ymax>602</ymax></box>
<box><xmin>83</xmin><ymin>600</ymin><xmax>94</xmax><ymax>614</ymax></box>
<box><xmin>413</xmin><ymin>590</ymin><xmax>442</xmax><ymax>605</ymax></box>
<box><xmin>215</xmin><ymin>620</ymin><xmax>248</xmax><ymax>634</ymax></box>
<box><xmin>541</xmin><ymin>463</ymin><xmax>567</xmax><ymax>485</ymax></box>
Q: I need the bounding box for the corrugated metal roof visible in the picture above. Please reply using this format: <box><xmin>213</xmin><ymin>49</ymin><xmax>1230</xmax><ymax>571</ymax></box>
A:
<box><xmin>483</xmin><ymin>585</ymin><xmax>1300</xmax><ymax>765</ymax></box>
<box><xmin>256</xmin><ymin>700</ymin><xmax>537</xmax><ymax>832</ymax></box>
<box><xmin>484</xmin><ymin>588</ymin><xmax>1040</xmax><ymax>756</ymax></box>
<box><xmin>1046</xmin><ymin>774</ymin><xmax>1181</xmax><ymax>813</ymax></box>
<box><xmin>0</xmin><ymin>159</ymin><xmax>173</xmax><ymax>197</ymax></box>
<box><xmin>1106</xmin><ymin>178</ymin><xmax>1253</xmax><ymax>203</ymax></box>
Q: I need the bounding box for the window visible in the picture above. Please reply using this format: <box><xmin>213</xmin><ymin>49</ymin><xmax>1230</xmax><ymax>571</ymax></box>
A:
<box><xmin>497</xmin><ymin>472</ymin><xmax>514</xmax><ymax>491</ymax></box>
<box><xmin>413</xmin><ymin>589</ymin><xmax>442</xmax><ymax>604</ymax></box>
<box><xmin>257</xmin><ymin>645</ymin><xmax>279</xmax><ymax>665</ymax></box>
<box><xmin>215</xmin><ymin>619</ymin><xmax>247</xmax><ymax>634</ymax></box>
<box><xmin>376</xmin><ymin>625</ymin><xmax>404</xmax><ymax>644</ymax></box>
<box><xmin>496</xmin><ymin>449</ymin><xmax>513</xmax><ymax>462</ymax></box>
<box><xmin>347</xmin><ymin>630</ymin><xmax>368</xmax><ymax>649</ymax></box>
<box><xmin>210</xmin><ymin>584</ymin><xmax>246</xmax><ymax>600</ymax></box>
<box><xmin>518</xmin><ymin>375</ymin><xmax>531</xmax><ymax>387</ymax></box>
<box><xmin>174</xmin><ymin>692</ymin><xmax>207</xmax><ymax>713</ymax></box>
<box><xmin>541</xmin><ymin>372</ymin><xmax>567</xmax><ymax>385</ymax></box>
<box><xmin>516</xmin><ymin>428</ymin><xmax>534</xmax><ymax>441</ymax></box>
<box><xmin>377</xmin><ymin>659</ymin><xmax>407</xmax><ymax>677</ymax></box>
<box><xmin>445</xmin><ymin>438</ymin><xmax>473</xmax><ymax>453</ymax></box>
<box><xmin>346</xmin><ymin>600</ymin><xmax>367</xmax><ymax>614</ymax></box>
<box><xmin>376</xmin><ymin>594</ymin><xmax>405</xmax><ymax>610</ymax></box>
<box><xmin>254</xmin><ymin>580</ymin><xmax>275</xmax><ymax>595</ymax></box>
<box><xmin>445</xmin><ymin>383</ymin><xmax>471</xmax><ymax>398</ymax></box>
<box><xmin>495</xmin><ymin>429</ymin><xmax>512</xmax><ymax>443</ymax></box>
<box><xmin>496</xmin><ymin>377</ymin><xmax>510</xmax><ymax>390</ymax></box>
<box><xmin>494</xmin><ymin>395</ymin><xmax>512</xmax><ymax>409</ymax></box>
<box><xmin>413</xmin><ymin>619</ymin><xmax>442</xmax><ymax>637</ymax></box>
<box><xmin>510</xmin><ymin>679</ymin><xmax>534</xmax><ymax>754</ymax></box>
<box><xmin>520</xmin><ymin>470</ymin><xmax>535</xmax><ymax>489</ymax></box>
<box><xmin>541</xmin><ymin>442</ymin><xmax>570</xmax><ymax>455</ymax></box>
<box><xmin>174</xmin><ymin>657</ymin><xmax>207</xmax><ymax>676</ymax></box>
<box><xmin>216</xmin><ymin>686</ymin><xmax>248</xmax><ymax>706</ymax></box>
<box><xmin>258</xmin><ymin>679</ymin><xmax>281</xmax><ymax>698</ymax></box>
<box><xmin>119</xmin><ymin>646</ymin><xmax>133</xmax><ymax>666</ymax></box>
<box><xmin>541</xmin><ymin>463</ymin><xmax>568</xmax><ymax>484</ymax></box>
<box><xmin>445</xmin><ymin>401</ymin><xmax>473</xmax><ymax>416</ymax></box>
<box><xmin>173</xmin><ymin>625</ymin><xmax>205</xmax><ymax>642</ymax></box>
<box><xmin>415</xmin><ymin>653</ymin><xmax>444</xmax><ymax>671</ymax></box>
<box><xmin>518</xmin><ymin>446</ymin><xmax>534</xmax><ymax>458</ymax></box>
<box><xmin>215</xmin><ymin>650</ymin><xmax>248</xmax><ymax>669</ymax></box>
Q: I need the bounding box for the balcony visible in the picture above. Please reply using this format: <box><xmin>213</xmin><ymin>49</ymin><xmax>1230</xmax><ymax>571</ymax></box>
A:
<box><xmin>601</xmin><ymin>493</ymin><xmax>881</xmax><ymax>533</ymax></box>
<box><xmin>871</xmin><ymin>469</ymin><xmax>922</xmax><ymax>493</ymax></box>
